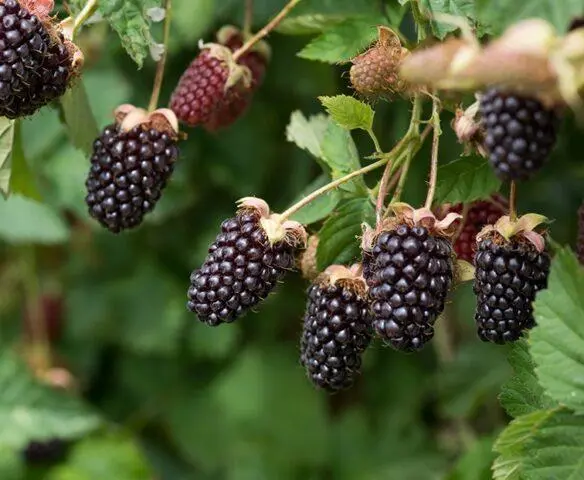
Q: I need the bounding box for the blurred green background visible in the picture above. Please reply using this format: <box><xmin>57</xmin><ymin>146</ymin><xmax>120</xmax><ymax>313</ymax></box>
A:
<box><xmin>0</xmin><ymin>0</ymin><xmax>583</xmax><ymax>478</ymax></box>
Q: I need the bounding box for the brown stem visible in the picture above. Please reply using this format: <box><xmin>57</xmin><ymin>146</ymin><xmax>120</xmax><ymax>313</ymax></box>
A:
<box><xmin>243</xmin><ymin>0</ymin><xmax>254</xmax><ymax>35</ymax></box>
<box><xmin>452</xmin><ymin>203</ymin><xmax>470</xmax><ymax>245</ymax></box>
<box><xmin>148</xmin><ymin>0</ymin><xmax>173</xmax><ymax>112</ymax></box>
<box><xmin>509</xmin><ymin>181</ymin><xmax>517</xmax><ymax>221</ymax></box>
<box><xmin>233</xmin><ymin>0</ymin><xmax>301</xmax><ymax>61</ymax></box>
<box><xmin>424</xmin><ymin>98</ymin><xmax>442</xmax><ymax>209</ymax></box>
<box><xmin>376</xmin><ymin>160</ymin><xmax>394</xmax><ymax>226</ymax></box>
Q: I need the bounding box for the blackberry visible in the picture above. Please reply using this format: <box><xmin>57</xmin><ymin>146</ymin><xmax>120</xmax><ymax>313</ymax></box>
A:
<box><xmin>578</xmin><ymin>202</ymin><xmax>584</xmax><ymax>265</ymax></box>
<box><xmin>366</xmin><ymin>225</ymin><xmax>454</xmax><ymax>352</ymax></box>
<box><xmin>569</xmin><ymin>17</ymin><xmax>584</xmax><ymax>31</ymax></box>
<box><xmin>23</xmin><ymin>438</ymin><xmax>67</xmax><ymax>465</ymax></box>
<box><xmin>170</xmin><ymin>42</ymin><xmax>251</xmax><ymax>128</ymax></box>
<box><xmin>300</xmin><ymin>267</ymin><xmax>372</xmax><ymax>391</ymax></box>
<box><xmin>474</xmin><ymin>234</ymin><xmax>550</xmax><ymax>344</ymax></box>
<box><xmin>0</xmin><ymin>0</ymin><xmax>74</xmax><ymax>118</ymax></box>
<box><xmin>480</xmin><ymin>88</ymin><xmax>559</xmax><ymax>181</ymax></box>
<box><xmin>85</xmin><ymin>106</ymin><xmax>180</xmax><ymax>233</ymax></box>
<box><xmin>187</xmin><ymin>198</ymin><xmax>306</xmax><ymax>326</ymax></box>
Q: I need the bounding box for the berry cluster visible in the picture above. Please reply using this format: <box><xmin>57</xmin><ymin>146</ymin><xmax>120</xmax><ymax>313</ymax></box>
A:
<box><xmin>474</xmin><ymin>232</ymin><xmax>550</xmax><ymax>343</ymax></box>
<box><xmin>84</xmin><ymin>107</ymin><xmax>179</xmax><ymax>233</ymax></box>
<box><xmin>300</xmin><ymin>269</ymin><xmax>372</xmax><ymax>391</ymax></box>
<box><xmin>0</xmin><ymin>0</ymin><xmax>74</xmax><ymax>118</ymax></box>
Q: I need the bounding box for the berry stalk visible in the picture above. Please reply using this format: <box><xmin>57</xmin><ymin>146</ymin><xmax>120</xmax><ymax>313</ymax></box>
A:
<box><xmin>424</xmin><ymin>97</ymin><xmax>442</xmax><ymax>209</ymax></box>
<box><xmin>243</xmin><ymin>0</ymin><xmax>254</xmax><ymax>36</ymax></box>
<box><xmin>72</xmin><ymin>0</ymin><xmax>99</xmax><ymax>38</ymax></box>
<box><xmin>148</xmin><ymin>0</ymin><xmax>173</xmax><ymax>112</ymax></box>
<box><xmin>509</xmin><ymin>181</ymin><xmax>517</xmax><ymax>221</ymax></box>
<box><xmin>233</xmin><ymin>0</ymin><xmax>301</xmax><ymax>61</ymax></box>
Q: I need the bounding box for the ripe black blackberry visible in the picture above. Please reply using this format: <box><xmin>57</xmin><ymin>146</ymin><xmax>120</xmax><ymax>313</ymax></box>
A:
<box><xmin>362</xmin><ymin>207</ymin><xmax>459</xmax><ymax>352</ymax></box>
<box><xmin>0</xmin><ymin>0</ymin><xmax>76</xmax><ymax>118</ymax></box>
<box><xmin>85</xmin><ymin>106</ymin><xmax>180</xmax><ymax>233</ymax></box>
<box><xmin>474</xmin><ymin>216</ymin><xmax>550</xmax><ymax>344</ymax></box>
<box><xmin>187</xmin><ymin>198</ymin><xmax>306</xmax><ymax>325</ymax></box>
<box><xmin>300</xmin><ymin>266</ymin><xmax>372</xmax><ymax>392</ymax></box>
<box><xmin>578</xmin><ymin>202</ymin><xmax>584</xmax><ymax>265</ymax></box>
<box><xmin>23</xmin><ymin>438</ymin><xmax>67</xmax><ymax>465</ymax></box>
<box><xmin>480</xmin><ymin>88</ymin><xmax>559</xmax><ymax>181</ymax></box>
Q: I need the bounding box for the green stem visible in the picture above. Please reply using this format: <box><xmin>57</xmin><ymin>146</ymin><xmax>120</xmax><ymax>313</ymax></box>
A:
<box><xmin>72</xmin><ymin>0</ymin><xmax>99</xmax><ymax>39</ymax></box>
<box><xmin>410</xmin><ymin>0</ymin><xmax>427</xmax><ymax>42</ymax></box>
<box><xmin>148</xmin><ymin>0</ymin><xmax>173</xmax><ymax>112</ymax></box>
<box><xmin>367</xmin><ymin>129</ymin><xmax>382</xmax><ymax>154</ymax></box>
<box><xmin>243</xmin><ymin>0</ymin><xmax>254</xmax><ymax>36</ymax></box>
<box><xmin>424</xmin><ymin>97</ymin><xmax>442</xmax><ymax>209</ymax></box>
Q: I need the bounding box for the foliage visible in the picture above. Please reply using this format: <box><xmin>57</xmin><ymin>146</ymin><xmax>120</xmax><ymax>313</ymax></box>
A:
<box><xmin>0</xmin><ymin>0</ymin><xmax>583</xmax><ymax>478</ymax></box>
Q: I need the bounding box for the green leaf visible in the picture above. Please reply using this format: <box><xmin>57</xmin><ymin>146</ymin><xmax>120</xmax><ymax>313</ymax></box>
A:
<box><xmin>317</xmin><ymin>197</ymin><xmax>374</xmax><ymax>270</ymax></box>
<box><xmin>298</xmin><ymin>17</ymin><xmax>380</xmax><ymax>64</ymax></box>
<box><xmin>0</xmin><ymin>118</ymin><xmax>14</xmax><ymax>197</ymax></box>
<box><xmin>0</xmin><ymin>352</ymin><xmax>101</xmax><ymax>449</ymax></box>
<box><xmin>0</xmin><ymin>195</ymin><xmax>69</xmax><ymax>244</ymax></box>
<box><xmin>98</xmin><ymin>0</ymin><xmax>160</xmax><ymax>67</ymax></box>
<box><xmin>499</xmin><ymin>340</ymin><xmax>556</xmax><ymax>418</ymax></box>
<box><xmin>476</xmin><ymin>0</ymin><xmax>581</xmax><ymax>35</ymax></box>
<box><xmin>493</xmin><ymin>408</ymin><xmax>559</xmax><ymax>480</ymax></box>
<box><xmin>8</xmin><ymin>121</ymin><xmax>41</xmax><ymax>201</ymax></box>
<box><xmin>290</xmin><ymin>173</ymin><xmax>341</xmax><ymax>225</ymax></box>
<box><xmin>60</xmin><ymin>80</ymin><xmax>100</xmax><ymax>155</ymax></box>
<box><xmin>319</xmin><ymin>95</ymin><xmax>374</xmax><ymax>132</ymax></box>
<box><xmin>531</xmin><ymin>248</ymin><xmax>584</xmax><ymax>413</ymax></box>
<box><xmin>435</xmin><ymin>156</ymin><xmax>501</xmax><ymax>205</ymax></box>
<box><xmin>420</xmin><ymin>0</ymin><xmax>483</xmax><ymax>39</ymax></box>
<box><xmin>47</xmin><ymin>432</ymin><xmax>152</xmax><ymax>480</ymax></box>
<box><xmin>286</xmin><ymin>111</ymin><xmax>329</xmax><ymax>160</ymax></box>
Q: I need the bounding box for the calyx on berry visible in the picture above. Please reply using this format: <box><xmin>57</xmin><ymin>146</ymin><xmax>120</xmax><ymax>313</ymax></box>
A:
<box><xmin>478</xmin><ymin>213</ymin><xmax>549</xmax><ymax>252</ymax></box>
<box><xmin>236</xmin><ymin>197</ymin><xmax>308</xmax><ymax>248</ymax></box>
<box><xmin>317</xmin><ymin>264</ymin><xmax>367</xmax><ymax>295</ymax></box>
<box><xmin>114</xmin><ymin>104</ymin><xmax>180</xmax><ymax>139</ymax></box>
<box><xmin>452</xmin><ymin>100</ymin><xmax>487</xmax><ymax>157</ymax></box>
<box><xmin>200</xmin><ymin>41</ymin><xmax>252</xmax><ymax>91</ymax></box>
<box><xmin>216</xmin><ymin>25</ymin><xmax>271</xmax><ymax>61</ymax></box>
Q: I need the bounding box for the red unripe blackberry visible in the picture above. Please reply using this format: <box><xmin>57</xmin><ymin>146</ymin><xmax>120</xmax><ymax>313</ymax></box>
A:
<box><xmin>300</xmin><ymin>266</ymin><xmax>372</xmax><ymax>392</ymax></box>
<box><xmin>480</xmin><ymin>88</ymin><xmax>559</xmax><ymax>181</ymax></box>
<box><xmin>578</xmin><ymin>202</ymin><xmax>584</xmax><ymax>265</ymax></box>
<box><xmin>170</xmin><ymin>39</ymin><xmax>252</xmax><ymax>128</ymax></box>
<box><xmin>23</xmin><ymin>293</ymin><xmax>63</xmax><ymax>343</ymax></box>
<box><xmin>473</xmin><ymin>215</ymin><xmax>550</xmax><ymax>344</ymax></box>
<box><xmin>0</xmin><ymin>0</ymin><xmax>76</xmax><ymax>118</ymax></box>
<box><xmin>23</xmin><ymin>438</ymin><xmax>67</xmax><ymax>465</ymax></box>
<box><xmin>450</xmin><ymin>195</ymin><xmax>508</xmax><ymax>263</ymax></box>
<box><xmin>187</xmin><ymin>198</ymin><xmax>307</xmax><ymax>326</ymax></box>
<box><xmin>85</xmin><ymin>106</ymin><xmax>180</xmax><ymax>233</ymax></box>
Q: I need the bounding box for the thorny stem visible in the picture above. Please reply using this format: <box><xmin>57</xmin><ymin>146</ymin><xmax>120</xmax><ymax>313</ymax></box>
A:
<box><xmin>72</xmin><ymin>0</ymin><xmax>99</xmax><ymax>38</ymax></box>
<box><xmin>368</xmin><ymin>129</ymin><xmax>382</xmax><ymax>154</ymax></box>
<box><xmin>233</xmin><ymin>0</ymin><xmax>301</xmax><ymax>61</ymax></box>
<box><xmin>279</xmin><ymin>157</ymin><xmax>391</xmax><ymax>222</ymax></box>
<box><xmin>509</xmin><ymin>181</ymin><xmax>517</xmax><ymax>221</ymax></box>
<box><xmin>424</xmin><ymin>97</ymin><xmax>442</xmax><ymax>209</ymax></box>
<box><xmin>148</xmin><ymin>0</ymin><xmax>173</xmax><ymax>112</ymax></box>
<box><xmin>243</xmin><ymin>0</ymin><xmax>254</xmax><ymax>36</ymax></box>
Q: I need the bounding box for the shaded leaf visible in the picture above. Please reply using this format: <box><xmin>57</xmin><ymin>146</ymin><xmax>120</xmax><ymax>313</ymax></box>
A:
<box><xmin>420</xmin><ymin>0</ymin><xmax>483</xmax><ymax>39</ymax></box>
<box><xmin>531</xmin><ymin>248</ymin><xmax>584</xmax><ymax>413</ymax></box>
<box><xmin>60</xmin><ymin>80</ymin><xmax>100</xmax><ymax>155</ymax></box>
<box><xmin>0</xmin><ymin>118</ymin><xmax>14</xmax><ymax>197</ymax></box>
<box><xmin>8</xmin><ymin>121</ymin><xmax>41</xmax><ymax>201</ymax></box>
<box><xmin>435</xmin><ymin>156</ymin><xmax>501</xmax><ymax>205</ymax></box>
<box><xmin>290</xmin><ymin>173</ymin><xmax>341</xmax><ymax>225</ymax></box>
<box><xmin>286</xmin><ymin>111</ymin><xmax>329</xmax><ymax>160</ymax></box>
<box><xmin>319</xmin><ymin>95</ymin><xmax>375</xmax><ymax>132</ymax></box>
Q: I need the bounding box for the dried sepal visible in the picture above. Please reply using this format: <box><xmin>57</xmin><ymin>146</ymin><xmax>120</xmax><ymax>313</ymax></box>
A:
<box><xmin>318</xmin><ymin>264</ymin><xmax>367</xmax><ymax>297</ymax></box>
<box><xmin>385</xmin><ymin>203</ymin><xmax>462</xmax><ymax>238</ymax></box>
<box><xmin>21</xmin><ymin>0</ymin><xmax>54</xmax><ymax>20</ymax></box>
<box><xmin>236</xmin><ymin>197</ymin><xmax>308</xmax><ymax>248</ymax></box>
<box><xmin>300</xmin><ymin>235</ymin><xmax>320</xmax><ymax>280</ymax></box>
<box><xmin>115</xmin><ymin>104</ymin><xmax>180</xmax><ymax>138</ymax></box>
<box><xmin>452</xmin><ymin>100</ymin><xmax>487</xmax><ymax>157</ymax></box>
<box><xmin>199</xmin><ymin>41</ymin><xmax>252</xmax><ymax>91</ymax></box>
<box><xmin>477</xmin><ymin>213</ymin><xmax>549</xmax><ymax>252</ymax></box>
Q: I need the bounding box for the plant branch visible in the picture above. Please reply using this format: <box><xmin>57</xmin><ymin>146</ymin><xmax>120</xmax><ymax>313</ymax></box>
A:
<box><xmin>72</xmin><ymin>0</ymin><xmax>99</xmax><ymax>38</ymax></box>
<box><xmin>233</xmin><ymin>0</ymin><xmax>301</xmax><ymax>61</ymax></box>
<box><xmin>367</xmin><ymin>129</ymin><xmax>382</xmax><ymax>154</ymax></box>
<box><xmin>410</xmin><ymin>0</ymin><xmax>427</xmax><ymax>42</ymax></box>
<box><xmin>424</xmin><ymin>97</ymin><xmax>442</xmax><ymax>209</ymax></box>
<box><xmin>509</xmin><ymin>181</ymin><xmax>517</xmax><ymax>221</ymax></box>
<box><xmin>148</xmin><ymin>0</ymin><xmax>173</xmax><ymax>112</ymax></box>
<box><xmin>243</xmin><ymin>0</ymin><xmax>254</xmax><ymax>36</ymax></box>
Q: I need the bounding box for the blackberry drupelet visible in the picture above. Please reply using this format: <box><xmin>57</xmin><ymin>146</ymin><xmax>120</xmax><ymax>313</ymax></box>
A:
<box><xmin>300</xmin><ymin>267</ymin><xmax>372</xmax><ymax>391</ymax></box>
<box><xmin>85</xmin><ymin>107</ymin><xmax>179</xmax><ymax>233</ymax></box>
<box><xmin>578</xmin><ymin>202</ymin><xmax>584</xmax><ymax>265</ymax></box>
<box><xmin>451</xmin><ymin>195</ymin><xmax>508</xmax><ymax>263</ymax></box>
<box><xmin>0</xmin><ymin>0</ymin><xmax>73</xmax><ymax>118</ymax></box>
<box><xmin>480</xmin><ymin>88</ymin><xmax>558</xmax><ymax>181</ymax></box>
<box><xmin>366</xmin><ymin>225</ymin><xmax>454</xmax><ymax>352</ymax></box>
<box><xmin>187</xmin><ymin>198</ymin><xmax>305</xmax><ymax>326</ymax></box>
<box><xmin>474</xmin><ymin>234</ymin><xmax>550</xmax><ymax>344</ymax></box>
<box><xmin>23</xmin><ymin>438</ymin><xmax>67</xmax><ymax>465</ymax></box>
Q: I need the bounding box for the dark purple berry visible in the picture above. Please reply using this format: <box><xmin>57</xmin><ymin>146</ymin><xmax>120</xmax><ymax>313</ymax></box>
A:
<box><xmin>474</xmin><ymin>235</ymin><xmax>550</xmax><ymax>344</ymax></box>
<box><xmin>187</xmin><ymin>210</ymin><xmax>297</xmax><ymax>325</ymax></box>
<box><xmin>364</xmin><ymin>225</ymin><xmax>454</xmax><ymax>352</ymax></box>
<box><xmin>23</xmin><ymin>438</ymin><xmax>67</xmax><ymax>465</ymax></box>
<box><xmin>85</xmin><ymin>124</ymin><xmax>179</xmax><ymax>233</ymax></box>
<box><xmin>0</xmin><ymin>1</ymin><xmax>72</xmax><ymax>118</ymax></box>
<box><xmin>300</xmin><ymin>276</ymin><xmax>372</xmax><ymax>392</ymax></box>
<box><xmin>480</xmin><ymin>88</ymin><xmax>559</xmax><ymax>181</ymax></box>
